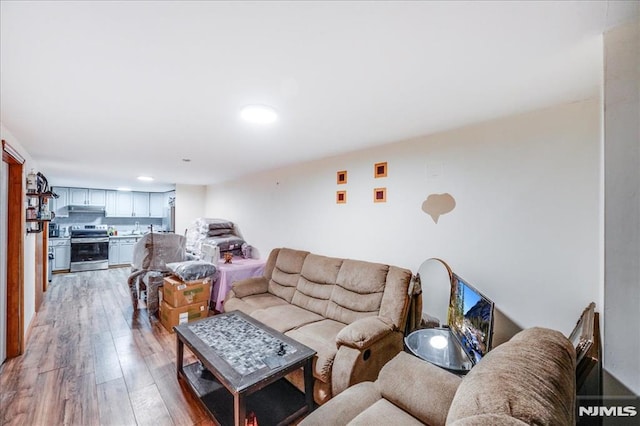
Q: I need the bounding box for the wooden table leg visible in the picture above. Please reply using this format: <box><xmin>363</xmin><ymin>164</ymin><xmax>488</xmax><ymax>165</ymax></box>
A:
<box><xmin>233</xmin><ymin>392</ymin><xmax>246</xmax><ymax>426</ymax></box>
<box><xmin>176</xmin><ymin>337</ymin><xmax>184</xmax><ymax>378</ymax></box>
<box><xmin>304</xmin><ymin>358</ymin><xmax>314</xmax><ymax>413</ymax></box>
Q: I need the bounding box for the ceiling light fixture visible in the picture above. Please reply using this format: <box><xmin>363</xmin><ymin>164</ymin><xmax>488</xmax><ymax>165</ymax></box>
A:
<box><xmin>240</xmin><ymin>105</ymin><xmax>278</xmax><ymax>124</ymax></box>
<box><xmin>137</xmin><ymin>176</ymin><xmax>154</xmax><ymax>182</ymax></box>
<box><xmin>117</xmin><ymin>187</ymin><xmax>132</xmax><ymax>192</ymax></box>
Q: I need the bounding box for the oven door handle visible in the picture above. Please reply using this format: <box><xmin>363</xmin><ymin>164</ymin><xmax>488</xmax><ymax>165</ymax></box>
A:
<box><xmin>71</xmin><ymin>237</ymin><xmax>110</xmax><ymax>244</ymax></box>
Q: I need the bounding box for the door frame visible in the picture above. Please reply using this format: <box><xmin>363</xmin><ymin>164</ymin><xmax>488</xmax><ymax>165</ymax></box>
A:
<box><xmin>2</xmin><ymin>140</ymin><xmax>25</xmax><ymax>358</ymax></box>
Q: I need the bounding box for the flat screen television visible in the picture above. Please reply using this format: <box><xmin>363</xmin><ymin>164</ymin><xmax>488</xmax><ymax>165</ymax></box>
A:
<box><xmin>448</xmin><ymin>273</ymin><xmax>495</xmax><ymax>365</ymax></box>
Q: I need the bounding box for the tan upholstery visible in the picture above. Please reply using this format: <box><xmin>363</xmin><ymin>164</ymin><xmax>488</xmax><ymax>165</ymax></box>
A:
<box><xmin>224</xmin><ymin>247</ymin><xmax>413</xmax><ymax>405</ymax></box>
<box><xmin>300</xmin><ymin>327</ymin><xmax>576</xmax><ymax>426</ymax></box>
<box><xmin>268</xmin><ymin>248</ymin><xmax>309</xmax><ymax>302</ymax></box>
<box><xmin>446</xmin><ymin>327</ymin><xmax>576</xmax><ymax>425</ymax></box>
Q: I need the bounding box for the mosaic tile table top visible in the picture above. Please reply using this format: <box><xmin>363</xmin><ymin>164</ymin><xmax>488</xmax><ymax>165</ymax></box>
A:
<box><xmin>188</xmin><ymin>313</ymin><xmax>298</xmax><ymax>376</ymax></box>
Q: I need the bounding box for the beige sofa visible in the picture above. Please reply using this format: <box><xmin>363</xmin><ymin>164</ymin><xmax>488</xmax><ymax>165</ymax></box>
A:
<box><xmin>300</xmin><ymin>327</ymin><xmax>576</xmax><ymax>425</ymax></box>
<box><xmin>224</xmin><ymin>248</ymin><xmax>414</xmax><ymax>405</ymax></box>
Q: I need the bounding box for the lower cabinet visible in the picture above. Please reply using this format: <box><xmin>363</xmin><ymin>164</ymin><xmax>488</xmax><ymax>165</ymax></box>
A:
<box><xmin>109</xmin><ymin>240</ymin><xmax>119</xmax><ymax>266</ymax></box>
<box><xmin>50</xmin><ymin>239</ymin><xmax>71</xmax><ymax>271</ymax></box>
<box><xmin>109</xmin><ymin>237</ymin><xmax>140</xmax><ymax>266</ymax></box>
<box><xmin>119</xmin><ymin>239</ymin><xmax>136</xmax><ymax>265</ymax></box>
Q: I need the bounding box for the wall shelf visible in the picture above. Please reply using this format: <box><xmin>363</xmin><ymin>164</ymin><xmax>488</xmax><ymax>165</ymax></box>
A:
<box><xmin>25</xmin><ymin>189</ymin><xmax>58</xmax><ymax>234</ymax></box>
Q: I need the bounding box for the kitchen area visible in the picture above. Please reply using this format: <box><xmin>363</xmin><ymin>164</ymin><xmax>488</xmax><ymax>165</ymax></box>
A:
<box><xmin>48</xmin><ymin>186</ymin><xmax>175</xmax><ymax>280</ymax></box>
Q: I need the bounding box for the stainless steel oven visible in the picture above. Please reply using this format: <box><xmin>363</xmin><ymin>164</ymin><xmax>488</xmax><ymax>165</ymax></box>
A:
<box><xmin>70</xmin><ymin>226</ymin><xmax>109</xmax><ymax>272</ymax></box>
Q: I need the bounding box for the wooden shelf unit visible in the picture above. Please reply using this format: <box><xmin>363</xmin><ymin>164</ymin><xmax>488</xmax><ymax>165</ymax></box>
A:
<box><xmin>25</xmin><ymin>191</ymin><xmax>57</xmax><ymax>234</ymax></box>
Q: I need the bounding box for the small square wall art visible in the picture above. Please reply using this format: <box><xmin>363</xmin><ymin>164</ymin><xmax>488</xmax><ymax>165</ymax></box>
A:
<box><xmin>336</xmin><ymin>190</ymin><xmax>347</xmax><ymax>204</ymax></box>
<box><xmin>374</xmin><ymin>162</ymin><xmax>387</xmax><ymax>178</ymax></box>
<box><xmin>337</xmin><ymin>170</ymin><xmax>348</xmax><ymax>184</ymax></box>
<box><xmin>373</xmin><ymin>187</ymin><xmax>387</xmax><ymax>203</ymax></box>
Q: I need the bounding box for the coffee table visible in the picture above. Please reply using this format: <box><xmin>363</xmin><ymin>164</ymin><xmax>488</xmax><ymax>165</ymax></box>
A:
<box><xmin>174</xmin><ymin>310</ymin><xmax>316</xmax><ymax>426</ymax></box>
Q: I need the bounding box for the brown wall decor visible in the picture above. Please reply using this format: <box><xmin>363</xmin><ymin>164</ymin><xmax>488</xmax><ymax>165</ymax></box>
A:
<box><xmin>373</xmin><ymin>187</ymin><xmax>387</xmax><ymax>203</ymax></box>
<box><xmin>374</xmin><ymin>162</ymin><xmax>387</xmax><ymax>178</ymax></box>
<box><xmin>336</xmin><ymin>190</ymin><xmax>347</xmax><ymax>204</ymax></box>
<box><xmin>336</xmin><ymin>170</ymin><xmax>347</xmax><ymax>184</ymax></box>
<box><xmin>421</xmin><ymin>193</ymin><xmax>456</xmax><ymax>223</ymax></box>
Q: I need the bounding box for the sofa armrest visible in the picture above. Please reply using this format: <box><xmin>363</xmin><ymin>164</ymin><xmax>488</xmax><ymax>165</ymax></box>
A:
<box><xmin>230</xmin><ymin>276</ymin><xmax>269</xmax><ymax>298</ymax></box>
<box><xmin>336</xmin><ymin>316</ymin><xmax>396</xmax><ymax>350</ymax></box>
<box><xmin>331</xmin><ymin>319</ymin><xmax>404</xmax><ymax>397</ymax></box>
<box><xmin>298</xmin><ymin>382</ymin><xmax>382</xmax><ymax>426</ymax></box>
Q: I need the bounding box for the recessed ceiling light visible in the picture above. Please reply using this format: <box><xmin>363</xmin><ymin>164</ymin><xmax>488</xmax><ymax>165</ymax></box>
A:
<box><xmin>240</xmin><ymin>105</ymin><xmax>278</xmax><ymax>124</ymax></box>
<box><xmin>117</xmin><ymin>187</ymin><xmax>132</xmax><ymax>192</ymax></box>
<box><xmin>137</xmin><ymin>176</ymin><xmax>154</xmax><ymax>181</ymax></box>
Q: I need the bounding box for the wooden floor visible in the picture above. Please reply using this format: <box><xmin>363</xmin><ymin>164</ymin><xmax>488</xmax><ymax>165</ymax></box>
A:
<box><xmin>0</xmin><ymin>268</ymin><xmax>214</xmax><ymax>426</ymax></box>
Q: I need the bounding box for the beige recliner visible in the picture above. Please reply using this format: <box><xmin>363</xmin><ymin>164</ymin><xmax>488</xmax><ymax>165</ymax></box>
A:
<box><xmin>224</xmin><ymin>247</ymin><xmax>416</xmax><ymax>405</ymax></box>
<box><xmin>300</xmin><ymin>327</ymin><xmax>576</xmax><ymax>425</ymax></box>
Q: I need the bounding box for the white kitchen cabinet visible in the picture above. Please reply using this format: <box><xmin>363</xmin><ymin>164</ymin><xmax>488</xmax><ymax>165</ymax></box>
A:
<box><xmin>108</xmin><ymin>240</ymin><xmax>119</xmax><ymax>266</ymax></box>
<box><xmin>50</xmin><ymin>239</ymin><xmax>70</xmax><ymax>271</ymax></box>
<box><xmin>88</xmin><ymin>189</ymin><xmax>106</xmax><ymax>205</ymax></box>
<box><xmin>50</xmin><ymin>187</ymin><xmax>69</xmax><ymax>217</ymax></box>
<box><xmin>105</xmin><ymin>190</ymin><xmax>116</xmax><ymax>217</ymax></box>
<box><xmin>68</xmin><ymin>187</ymin><xmax>106</xmax><ymax>205</ymax></box>
<box><xmin>132</xmin><ymin>192</ymin><xmax>149</xmax><ymax>217</ymax></box>
<box><xmin>69</xmin><ymin>188</ymin><xmax>88</xmax><ymax>205</ymax></box>
<box><xmin>149</xmin><ymin>192</ymin><xmax>165</xmax><ymax>217</ymax></box>
<box><xmin>118</xmin><ymin>238</ymin><xmax>136</xmax><ymax>264</ymax></box>
<box><xmin>115</xmin><ymin>191</ymin><xmax>133</xmax><ymax>216</ymax></box>
<box><xmin>109</xmin><ymin>237</ymin><xmax>140</xmax><ymax>265</ymax></box>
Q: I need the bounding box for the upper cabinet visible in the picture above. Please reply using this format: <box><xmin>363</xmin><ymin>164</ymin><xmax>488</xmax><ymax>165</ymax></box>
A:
<box><xmin>149</xmin><ymin>192</ymin><xmax>165</xmax><ymax>217</ymax></box>
<box><xmin>68</xmin><ymin>187</ymin><xmax>87</xmax><ymax>205</ymax></box>
<box><xmin>68</xmin><ymin>188</ymin><xmax>106</xmax><ymax>205</ymax></box>
<box><xmin>115</xmin><ymin>191</ymin><xmax>133</xmax><ymax>217</ymax></box>
<box><xmin>50</xmin><ymin>186</ymin><xmax>69</xmax><ymax>217</ymax></box>
<box><xmin>132</xmin><ymin>192</ymin><xmax>150</xmax><ymax>217</ymax></box>
<box><xmin>51</xmin><ymin>186</ymin><xmax>172</xmax><ymax>218</ymax></box>
<box><xmin>105</xmin><ymin>190</ymin><xmax>117</xmax><ymax>217</ymax></box>
<box><xmin>89</xmin><ymin>189</ymin><xmax>106</xmax><ymax>205</ymax></box>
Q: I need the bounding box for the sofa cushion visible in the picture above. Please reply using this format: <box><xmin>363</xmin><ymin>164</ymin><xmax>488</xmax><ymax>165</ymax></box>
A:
<box><xmin>268</xmin><ymin>248</ymin><xmax>309</xmax><ymax>303</ymax></box>
<box><xmin>377</xmin><ymin>351</ymin><xmax>461</xmax><ymax>426</ymax></box>
<box><xmin>291</xmin><ymin>254</ymin><xmax>343</xmax><ymax>316</ymax></box>
<box><xmin>326</xmin><ymin>260</ymin><xmax>388</xmax><ymax>324</ymax></box>
<box><xmin>240</xmin><ymin>293</ymin><xmax>288</xmax><ymax>310</ymax></box>
<box><xmin>446</xmin><ymin>327</ymin><xmax>576</xmax><ymax>425</ymax></box>
<box><xmin>251</xmin><ymin>304</ymin><xmax>324</xmax><ymax>333</ymax></box>
<box><xmin>286</xmin><ymin>319</ymin><xmax>346</xmax><ymax>382</ymax></box>
<box><xmin>350</xmin><ymin>399</ymin><xmax>424</xmax><ymax>426</ymax></box>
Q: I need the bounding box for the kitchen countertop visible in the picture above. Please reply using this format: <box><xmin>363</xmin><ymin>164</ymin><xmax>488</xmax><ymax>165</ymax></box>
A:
<box><xmin>49</xmin><ymin>236</ymin><xmax>70</xmax><ymax>240</ymax></box>
<box><xmin>109</xmin><ymin>234</ymin><xmax>144</xmax><ymax>239</ymax></box>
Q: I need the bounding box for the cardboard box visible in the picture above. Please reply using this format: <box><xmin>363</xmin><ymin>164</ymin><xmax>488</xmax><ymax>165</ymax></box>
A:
<box><xmin>162</xmin><ymin>275</ymin><xmax>212</xmax><ymax>308</ymax></box>
<box><xmin>159</xmin><ymin>300</ymin><xmax>209</xmax><ymax>332</ymax></box>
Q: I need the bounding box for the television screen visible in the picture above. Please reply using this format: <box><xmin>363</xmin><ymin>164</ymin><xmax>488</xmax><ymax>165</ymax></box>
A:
<box><xmin>448</xmin><ymin>274</ymin><xmax>495</xmax><ymax>365</ymax></box>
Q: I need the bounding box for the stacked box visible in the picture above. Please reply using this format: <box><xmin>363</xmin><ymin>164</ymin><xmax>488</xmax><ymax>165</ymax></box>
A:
<box><xmin>159</xmin><ymin>275</ymin><xmax>212</xmax><ymax>332</ymax></box>
<box><xmin>159</xmin><ymin>300</ymin><xmax>209</xmax><ymax>332</ymax></box>
<box><xmin>162</xmin><ymin>275</ymin><xmax>212</xmax><ymax>307</ymax></box>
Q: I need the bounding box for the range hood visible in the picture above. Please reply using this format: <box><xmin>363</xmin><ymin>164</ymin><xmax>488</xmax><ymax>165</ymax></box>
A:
<box><xmin>66</xmin><ymin>204</ymin><xmax>106</xmax><ymax>214</ymax></box>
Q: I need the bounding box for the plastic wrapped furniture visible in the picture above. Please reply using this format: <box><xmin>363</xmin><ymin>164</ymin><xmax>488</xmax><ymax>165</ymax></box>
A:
<box><xmin>127</xmin><ymin>233</ymin><xmax>187</xmax><ymax>312</ymax></box>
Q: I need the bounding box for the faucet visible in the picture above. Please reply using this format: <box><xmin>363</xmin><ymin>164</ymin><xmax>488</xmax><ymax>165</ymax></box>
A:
<box><xmin>135</xmin><ymin>221</ymin><xmax>140</xmax><ymax>234</ymax></box>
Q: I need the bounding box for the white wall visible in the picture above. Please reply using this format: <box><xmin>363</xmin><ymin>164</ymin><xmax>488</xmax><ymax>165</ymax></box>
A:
<box><xmin>205</xmin><ymin>100</ymin><xmax>601</xmax><ymax>336</ymax></box>
<box><xmin>174</xmin><ymin>183</ymin><xmax>206</xmax><ymax>236</ymax></box>
<box><xmin>603</xmin><ymin>18</ymin><xmax>640</xmax><ymax>395</ymax></box>
<box><xmin>0</xmin><ymin>123</ymin><xmax>38</xmax><ymax>343</ymax></box>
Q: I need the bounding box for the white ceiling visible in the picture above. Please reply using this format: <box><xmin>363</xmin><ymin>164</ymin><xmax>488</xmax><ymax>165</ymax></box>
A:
<box><xmin>1</xmin><ymin>1</ymin><xmax>637</xmax><ymax>192</ymax></box>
